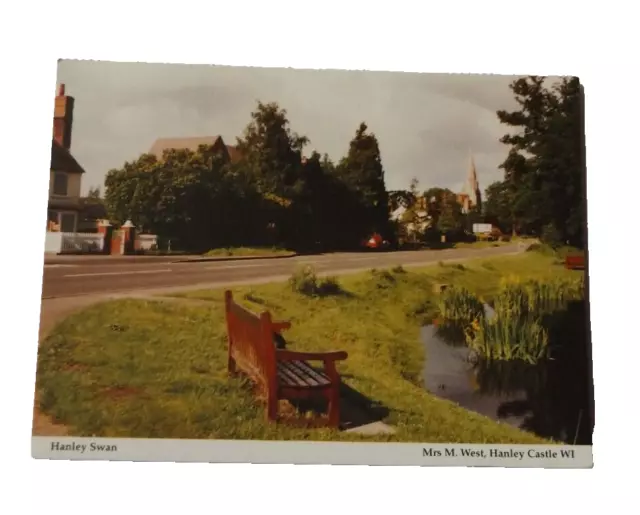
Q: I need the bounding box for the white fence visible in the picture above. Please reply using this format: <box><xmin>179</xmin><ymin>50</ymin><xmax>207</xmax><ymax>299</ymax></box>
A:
<box><xmin>45</xmin><ymin>230</ymin><xmax>159</xmax><ymax>254</ymax></box>
<box><xmin>61</xmin><ymin>232</ymin><xmax>105</xmax><ymax>253</ymax></box>
<box><xmin>45</xmin><ymin>231</ymin><xmax>105</xmax><ymax>254</ymax></box>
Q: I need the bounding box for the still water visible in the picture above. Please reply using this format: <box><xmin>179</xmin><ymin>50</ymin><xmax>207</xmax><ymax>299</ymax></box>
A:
<box><xmin>422</xmin><ymin>300</ymin><xmax>594</xmax><ymax>444</ymax></box>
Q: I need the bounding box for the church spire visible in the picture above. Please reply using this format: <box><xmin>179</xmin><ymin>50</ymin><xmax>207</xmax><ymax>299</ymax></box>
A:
<box><xmin>468</xmin><ymin>155</ymin><xmax>478</xmax><ymax>192</ymax></box>
<box><xmin>466</xmin><ymin>154</ymin><xmax>481</xmax><ymax>210</ymax></box>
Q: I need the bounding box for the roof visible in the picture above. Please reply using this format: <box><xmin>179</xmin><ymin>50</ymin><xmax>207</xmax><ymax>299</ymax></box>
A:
<box><xmin>226</xmin><ymin>145</ymin><xmax>242</xmax><ymax>163</ymax></box>
<box><xmin>148</xmin><ymin>136</ymin><xmax>224</xmax><ymax>159</ymax></box>
<box><xmin>51</xmin><ymin>139</ymin><xmax>85</xmax><ymax>174</ymax></box>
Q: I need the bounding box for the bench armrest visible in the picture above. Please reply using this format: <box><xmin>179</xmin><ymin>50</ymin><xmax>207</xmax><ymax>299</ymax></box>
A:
<box><xmin>276</xmin><ymin>349</ymin><xmax>348</xmax><ymax>362</ymax></box>
<box><xmin>272</xmin><ymin>321</ymin><xmax>292</xmax><ymax>332</ymax></box>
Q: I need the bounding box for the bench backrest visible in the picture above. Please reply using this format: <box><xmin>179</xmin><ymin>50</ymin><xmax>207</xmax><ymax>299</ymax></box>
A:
<box><xmin>224</xmin><ymin>290</ymin><xmax>276</xmax><ymax>392</ymax></box>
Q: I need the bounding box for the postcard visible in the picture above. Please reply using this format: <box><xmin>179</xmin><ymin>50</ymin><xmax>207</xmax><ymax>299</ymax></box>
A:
<box><xmin>33</xmin><ymin>60</ymin><xmax>593</xmax><ymax>468</ymax></box>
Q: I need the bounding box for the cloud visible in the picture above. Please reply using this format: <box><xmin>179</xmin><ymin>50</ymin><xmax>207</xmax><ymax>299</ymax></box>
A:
<box><xmin>56</xmin><ymin>60</ymin><xmax>530</xmax><ymax>194</ymax></box>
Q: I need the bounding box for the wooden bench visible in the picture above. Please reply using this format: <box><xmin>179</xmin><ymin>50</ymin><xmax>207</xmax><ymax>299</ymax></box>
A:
<box><xmin>565</xmin><ymin>255</ymin><xmax>585</xmax><ymax>270</ymax></box>
<box><xmin>224</xmin><ymin>290</ymin><xmax>348</xmax><ymax>428</ymax></box>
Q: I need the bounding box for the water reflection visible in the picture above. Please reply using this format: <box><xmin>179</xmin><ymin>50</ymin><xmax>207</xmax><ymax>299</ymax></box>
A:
<box><xmin>422</xmin><ymin>300</ymin><xmax>593</xmax><ymax>444</ymax></box>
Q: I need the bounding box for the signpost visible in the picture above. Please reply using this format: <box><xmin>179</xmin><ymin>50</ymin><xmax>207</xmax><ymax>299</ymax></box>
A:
<box><xmin>472</xmin><ymin>223</ymin><xmax>493</xmax><ymax>234</ymax></box>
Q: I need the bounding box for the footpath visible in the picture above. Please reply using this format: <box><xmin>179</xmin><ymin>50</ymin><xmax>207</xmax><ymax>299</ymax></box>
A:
<box><xmin>43</xmin><ymin>252</ymin><xmax>297</xmax><ymax>266</ymax></box>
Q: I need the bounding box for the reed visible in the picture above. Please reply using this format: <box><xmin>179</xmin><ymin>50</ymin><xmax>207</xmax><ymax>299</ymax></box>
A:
<box><xmin>442</xmin><ymin>276</ymin><xmax>585</xmax><ymax>363</ymax></box>
<box><xmin>435</xmin><ymin>287</ymin><xmax>485</xmax><ymax>345</ymax></box>
<box><xmin>437</xmin><ymin>286</ymin><xmax>485</xmax><ymax>325</ymax></box>
<box><xmin>467</xmin><ymin>315</ymin><xmax>550</xmax><ymax>364</ymax></box>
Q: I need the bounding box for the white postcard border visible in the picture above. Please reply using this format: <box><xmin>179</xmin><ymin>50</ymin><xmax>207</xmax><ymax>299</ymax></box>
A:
<box><xmin>32</xmin><ymin>437</ymin><xmax>593</xmax><ymax>468</ymax></box>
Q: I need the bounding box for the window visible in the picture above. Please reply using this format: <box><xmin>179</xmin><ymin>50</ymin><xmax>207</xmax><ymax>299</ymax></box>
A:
<box><xmin>52</xmin><ymin>172</ymin><xmax>68</xmax><ymax>196</ymax></box>
<box><xmin>60</xmin><ymin>212</ymin><xmax>76</xmax><ymax>233</ymax></box>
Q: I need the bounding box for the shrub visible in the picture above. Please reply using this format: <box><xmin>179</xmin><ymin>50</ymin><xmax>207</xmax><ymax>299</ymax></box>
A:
<box><xmin>369</xmin><ymin>268</ymin><xmax>397</xmax><ymax>289</ymax></box>
<box><xmin>288</xmin><ymin>267</ymin><xmax>344</xmax><ymax>297</ymax></box>
<box><xmin>318</xmin><ymin>276</ymin><xmax>342</xmax><ymax>296</ymax></box>
<box><xmin>289</xmin><ymin>265</ymin><xmax>319</xmax><ymax>296</ymax></box>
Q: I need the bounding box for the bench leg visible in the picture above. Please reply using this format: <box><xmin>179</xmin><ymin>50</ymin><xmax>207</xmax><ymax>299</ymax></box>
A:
<box><xmin>266</xmin><ymin>394</ymin><xmax>278</xmax><ymax>423</ymax></box>
<box><xmin>327</xmin><ymin>385</ymin><xmax>340</xmax><ymax>428</ymax></box>
<box><xmin>228</xmin><ymin>355</ymin><xmax>237</xmax><ymax>376</ymax></box>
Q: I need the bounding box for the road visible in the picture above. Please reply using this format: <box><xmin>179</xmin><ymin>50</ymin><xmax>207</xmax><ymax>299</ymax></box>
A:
<box><xmin>41</xmin><ymin>244</ymin><xmax>526</xmax><ymax>299</ymax></box>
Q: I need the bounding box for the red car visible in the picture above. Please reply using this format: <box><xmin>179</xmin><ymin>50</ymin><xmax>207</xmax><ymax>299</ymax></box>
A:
<box><xmin>363</xmin><ymin>233</ymin><xmax>389</xmax><ymax>250</ymax></box>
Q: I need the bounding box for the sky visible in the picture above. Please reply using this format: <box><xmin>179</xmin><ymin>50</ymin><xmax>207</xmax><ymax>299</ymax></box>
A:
<box><xmin>55</xmin><ymin>60</ymin><xmax>529</xmax><ymax>196</ymax></box>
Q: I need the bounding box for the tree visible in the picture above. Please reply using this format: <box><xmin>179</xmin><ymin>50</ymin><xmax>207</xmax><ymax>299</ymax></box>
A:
<box><xmin>496</xmin><ymin>75</ymin><xmax>586</xmax><ymax>246</ymax></box>
<box><xmin>234</xmin><ymin>101</ymin><xmax>308</xmax><ymax>200</ymax></box>
<box><xmin>483</xmin><ymin>180</ymin><xmax>514</xmax><ymax>234</ymax></box>
<box><xmin>424</xmin><ymin>188</ymin><xmax>463</xmax><ymax>228</ymax></box>
<box><xmin>87</xmin><ymin>186</ymin><xmax>102</xmax><ymax>199</ymax></box>
<box><xmin>336</xmin><ymin>122</ymin><xmax>390</xmax><ymax>240</ymax></box>
<box><xmin>104</xmin><ymin>143</ymin><xmax>267</xmax><ymax>251</ymax></box>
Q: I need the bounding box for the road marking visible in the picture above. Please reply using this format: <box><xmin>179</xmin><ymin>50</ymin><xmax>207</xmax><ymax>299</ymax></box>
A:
<box><xmin>204</xmin><ymin>263</ymin><xmax>273</xmax><ymax>270</ymax></box>
<box><xmin>64</xmin><ymin>269</ymin><xmax>172</xmax><ymax>278</ymax></box>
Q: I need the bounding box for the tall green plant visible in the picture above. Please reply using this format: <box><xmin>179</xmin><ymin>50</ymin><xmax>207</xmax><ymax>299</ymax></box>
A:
<box><xmin>436</xmin><ymin>287</ymin><xmax>485</xmax><ymax>327</ymax></box>
<box><xmin>467</xmin><ymin>315</ymin><xmax>550</xmax><ymax>364</ymax></box>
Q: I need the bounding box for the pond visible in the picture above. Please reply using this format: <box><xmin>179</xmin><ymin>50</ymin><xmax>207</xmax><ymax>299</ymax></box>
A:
<box><xmin>422</xmin><ymin>300</ymin><xmax>594</xmax><ymax>445</ymax></box>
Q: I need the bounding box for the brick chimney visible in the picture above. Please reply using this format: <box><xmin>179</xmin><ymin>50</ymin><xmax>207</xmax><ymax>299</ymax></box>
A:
<box><xmin>53</xmin><ymin>83</ymin><xmax>74</xmax><ymax>150</ymax></box>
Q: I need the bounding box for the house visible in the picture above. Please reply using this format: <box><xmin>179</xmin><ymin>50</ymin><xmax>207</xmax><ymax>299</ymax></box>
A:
<box><xmin>148</xmin><ymin>135</ymin><xmax>242</xmax><ymax>163</ymax></box>
<box><xmin>47</xmin><ymin>84</ymin><xmax>85</xmax><ymax>233</ymax></box>
<box><xmin>390</xmin><ymin>194</ymin><xmax>431</xmax><ymax>241</ymax></box>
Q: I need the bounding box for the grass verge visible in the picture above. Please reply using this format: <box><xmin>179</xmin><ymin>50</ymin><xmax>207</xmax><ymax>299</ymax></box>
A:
<box><xmin>36</xmin><ymin>250</ymin><xmax>584</xmax><ymax>443</ymax></box>
<box><xmin>203</xmin><ymin>246</ymin><xmax>294</xmax><ymax>258</ymax></box>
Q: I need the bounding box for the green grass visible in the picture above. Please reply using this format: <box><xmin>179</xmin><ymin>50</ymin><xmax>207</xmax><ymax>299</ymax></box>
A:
<box><xmin>36</xmin><ymin>251</ymin><xmax>584</xmax><ymax>443</ymax></box>
<box><xmin>203</xmin><ymin>246</ymin><xmax>294</xmax><ymax>257</ymax></box>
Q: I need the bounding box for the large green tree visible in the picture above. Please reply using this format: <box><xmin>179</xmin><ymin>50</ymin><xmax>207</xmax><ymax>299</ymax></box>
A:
<box><xmin>496</xmin><ymin>75</ymin><xmax>586</xmax><ymax>247</ymax></box>
<box><xmin>336</xmin><ymin>122</ymin><xmax>390</xmax><ymax>240</ymax></box>
<box><xmin>234</xmin><ymin>101</ymin><xmax>308</xmax><ymax>200</ymax></box>
<box><xmin>483</xmin><ymin>180</ymin><xmax>515</xmax><ymax>234</ymax></box>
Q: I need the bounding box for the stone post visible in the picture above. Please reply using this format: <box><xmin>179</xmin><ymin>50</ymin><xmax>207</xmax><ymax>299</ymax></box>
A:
<box><xmin>121</xmin><ymin>220</ymin><xmax>136</xmax><ymax>255</ymax></box>
<box><xmin>97</xmin><ymin>219</ymin><xmax>112</xmax><ymax>254</ymax></box>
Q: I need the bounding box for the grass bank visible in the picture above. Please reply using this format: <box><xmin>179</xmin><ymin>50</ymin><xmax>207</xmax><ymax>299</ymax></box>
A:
<box><xmin>36</xmin><ymin>248</ymin><xmax>583</xmax><ymax>443</ymax></box>
<box><xmin>203</xmin><ymin>246</ymin><xmax>294</xmax><ymax>258</ymax></box>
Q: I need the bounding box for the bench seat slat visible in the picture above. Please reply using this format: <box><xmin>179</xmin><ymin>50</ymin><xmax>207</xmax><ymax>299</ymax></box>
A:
<box><xmin>287</xmin><ymin>360</ymin><xmax>331</xmax><ymax>385</ymax></box>
<box><xmin>277</xmin><ymin>360</ymin><xmax>331</xmax><ymax>388</ymax></box>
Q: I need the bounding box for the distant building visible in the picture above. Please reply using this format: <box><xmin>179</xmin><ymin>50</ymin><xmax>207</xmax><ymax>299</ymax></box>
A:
<box><xmin>148</xmin><ymin>135</ymin><xmax>242</xmax><ymax>163</ymax></box>
<box><xmin>48</xmin><ymin>84</ymin><xmax>86</xmax><ymax>233</ymax></box>
<box><xmin>458</xmin><ymin>156</ymin><xmax>482</xmax><ymax>213</ymax></box>
<box><xmin>390</xmin><ymin>193</ymin><xmax>431</xmax><ymax>239</ymax></box>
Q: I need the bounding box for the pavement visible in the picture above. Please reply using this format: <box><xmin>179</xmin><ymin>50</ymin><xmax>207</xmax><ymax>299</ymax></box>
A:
<box><xmin>34</xmin><ymin>242</ymin><xmax>529</xmax><ymax>437</ymax></box>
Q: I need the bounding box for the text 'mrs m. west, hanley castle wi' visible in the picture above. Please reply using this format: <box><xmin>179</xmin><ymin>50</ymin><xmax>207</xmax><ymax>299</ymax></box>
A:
<box><xmin>423</xmin><ymin>447</ymin><xmax>577</xmax><ymax>459</ymax></box>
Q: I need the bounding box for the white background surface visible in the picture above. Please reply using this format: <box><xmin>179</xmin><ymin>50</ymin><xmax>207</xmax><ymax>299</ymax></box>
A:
<box><xmin>0</xmin><ymin>0</ymin><xmax>636</xmax><ymax>512</ymax></box>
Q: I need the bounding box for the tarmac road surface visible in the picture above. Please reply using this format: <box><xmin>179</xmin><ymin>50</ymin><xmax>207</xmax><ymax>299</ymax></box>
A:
<box><xmin>41</xmin><ymin>244</ymin><xmax>526</xmax><ymax>299</ymax></box>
